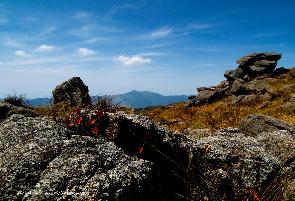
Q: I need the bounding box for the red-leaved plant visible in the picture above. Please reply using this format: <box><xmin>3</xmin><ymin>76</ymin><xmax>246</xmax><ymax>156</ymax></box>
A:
<box><xmin>65</xmin><ymin>108</ymin><xmax>109</xmax><ymax>137</ymax></box>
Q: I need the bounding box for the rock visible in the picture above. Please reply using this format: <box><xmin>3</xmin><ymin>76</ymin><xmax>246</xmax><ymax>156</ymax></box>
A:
<box><xmin>229</xmin><ymin>79</ymin><xmax>249</xmax><ymax>96</ymax></box>
<box><xmin>108</xmin><ymin>113</ymin><xmax>295</xmax><ymax>201</ymax></box>
<box><xmin>237</xmin><ymin>53</ymin><xmax>281</xmax><ymax>78</ymax></box>
<box><xmin>224</xmin><ymin>68</ymin><xmax>245</xmax><ymax>82</ymax></box>
<box><xmin>194</xmin><ymin>81</ymin><xmax>230</xmax><ymax>105</ymax></box>
<box><xmin>192</xmin><ymin>53</ymin><xmax>286</xmax><ymax>106</ymax></box>
<box><xmin>272</xmin><ymin>67</ymin><xmax>290</xmax><ymax>77</ymax></box>
<box><xmin>195</xmin><ymin>87</ymin><xmax>227</xmax><ymax>105</ymax></box>
<box><xmin>0</xmin><ymin>101</ymin><xmax>36</xmax><ymax>120</ymax></box>
<box><xmin>232</xmin><ymin>94</ymin><xmax>272</xmax><ymax>106</ymax></box>
<box><xmin>1</xmin><ymin>111</ymin><xmax>294</xmax><ymax>201</ymax></box>
<box><xmin>224</xmin><ymin>52</ymin><xmax>282</xmax><ymax>83</ymax></box>
<box><xmin>184</xmin><ymin>128</ymin><xmax>212</xmax><ymax>140</ymax></box>
<box><xmin>239</xmin><ymin>114</ymin><xmax>295</xmax><ymax>135</ymax></box>
<box><xmin>280</xmin><ymin>93</ymin><xmax>295</xmax><ymax>113</ymax></box>
<box><xmin>0</xmin><ymin>114</ymin><xmax>161</xmax><ymax>201</ymax></box>
<box><xmin>236</xmin><ymin>52</ymin><xmax>281</xmax><ymax>67</ymax></box>
<box><xmin>52</xmin><ymin>77</ymin><xmax>91</xmax><ymax>107</ymax></box>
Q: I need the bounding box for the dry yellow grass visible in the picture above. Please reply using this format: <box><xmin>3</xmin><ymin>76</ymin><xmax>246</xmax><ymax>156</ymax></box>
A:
<box><xmin>140</xmin><ymin>68</ymin><xmax>295</xmax><ymax>132</ymax></box>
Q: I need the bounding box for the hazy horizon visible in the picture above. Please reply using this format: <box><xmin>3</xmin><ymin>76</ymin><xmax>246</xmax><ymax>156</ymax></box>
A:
<box><xmin>0</xmin><ymin>0</ymin><xmax>295</xmax><ymax>98</ymax></box>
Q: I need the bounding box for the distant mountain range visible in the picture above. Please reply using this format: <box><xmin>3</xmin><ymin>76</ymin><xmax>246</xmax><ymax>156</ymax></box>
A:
<box><xmin>25</xmin><ymin>91</ymin><xmax>189</xmax><ymax>108</ymax></box>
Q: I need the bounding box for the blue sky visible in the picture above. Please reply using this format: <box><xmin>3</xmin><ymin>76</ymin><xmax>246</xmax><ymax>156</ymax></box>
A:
<box><xmin>0</xmin><ymin>0</ymin><xmax>295</xmax><ymax>98</ymax></box>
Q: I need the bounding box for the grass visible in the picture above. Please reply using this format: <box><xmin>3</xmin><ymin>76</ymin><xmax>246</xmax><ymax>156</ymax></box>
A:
<box><xmin>139</xmin><ymin>68</ymin><xmax>295</xmax><ymax>132</ymax></box>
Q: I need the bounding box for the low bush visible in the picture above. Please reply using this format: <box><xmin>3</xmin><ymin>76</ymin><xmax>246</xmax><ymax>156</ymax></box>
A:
<box><xmin>4</xmin><ymin>92</ymin><xmax>27</xmax><ymax>107</ymax></box>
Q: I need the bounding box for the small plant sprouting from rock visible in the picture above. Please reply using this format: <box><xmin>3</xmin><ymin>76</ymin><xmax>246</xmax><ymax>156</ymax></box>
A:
<box><xmin>65</xmin><ymin>108</ymin><xmax>109</xmax><ymax>137</ymax></box>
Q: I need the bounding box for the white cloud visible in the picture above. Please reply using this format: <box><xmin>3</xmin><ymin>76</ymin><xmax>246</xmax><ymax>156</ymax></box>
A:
<box><xmin>113</xmin><ymin>55</ymin><xmax>152</xmax><ymax>66</ymax></box>
<box><xmin>78</xmin><ymin>48</ymin><xmax>96</xmax><ymax>56</ymax></box>
<box><xmin>35</xmin><ymin>44</ymin><xmax>59</xmax><ymax>53</ymax></box>
<box><xmin>14</xmin><ymin>50</ymin><xmax>30</xmax><ymax>57</ymax></box>
<box><xmin>143</xmin><ymin>27</ymin><xmax>173</xmax><ymax>39</ymax></box>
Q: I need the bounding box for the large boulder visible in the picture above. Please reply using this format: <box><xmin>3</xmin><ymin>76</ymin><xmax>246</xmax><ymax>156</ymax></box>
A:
<box><xmin>236</xmin><ymin>52</ymin><xmax>282</xmax><ymax>80</ymax></box>
<box><xmin>237</xmin><ymin>52</ymin><xmax>281</xmax><ymax>66</ymax></box>
<box><xmin>108</xmin><ymin>113</ymin><xmax>295</xmax><ymax>200</ymax></box>
<box><xmin>52</xmin><ymin>77</ymin><xmax>91</xmax><ymax>107</ymax></box>
<box><xmin>0</xmin><ymin>114</ymin><xmax>161</xmax><ymax>201</ymax></box>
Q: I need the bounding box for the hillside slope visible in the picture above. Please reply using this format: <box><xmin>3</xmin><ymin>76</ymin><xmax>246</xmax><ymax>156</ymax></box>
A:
<box><xmin>140</xmin><ymin>53</ymin><xmax>295</xmax><ymax>132</ymax></box>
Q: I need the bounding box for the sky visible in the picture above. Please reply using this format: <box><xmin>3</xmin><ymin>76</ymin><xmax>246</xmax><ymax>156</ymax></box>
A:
<box><xmin>0</xmin><ymin>0</ymin><xmax>295</xmax><ymax>98</ymax></box>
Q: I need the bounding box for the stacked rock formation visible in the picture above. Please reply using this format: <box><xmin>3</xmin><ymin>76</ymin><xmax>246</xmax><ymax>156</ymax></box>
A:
<box><xmin>224</xmin><ymin>52</ymin><xmax>281</xmax><ymax>82</ymax></box>
<box><xmin>52</xmin><ymin>77</ymin><xmax>91</xmax><ymax>107</ymax></box>
<box><xmin>192</xmin><ymin>52</ymin><xmax>288</xmax><ymax>105</ymax></box>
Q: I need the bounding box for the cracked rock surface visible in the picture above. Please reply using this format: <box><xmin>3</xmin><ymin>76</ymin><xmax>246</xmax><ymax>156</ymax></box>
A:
<box><xmin>0</xmin><ymin>114</ymin><xmax>160</xmax><ymax>201</ymax></box>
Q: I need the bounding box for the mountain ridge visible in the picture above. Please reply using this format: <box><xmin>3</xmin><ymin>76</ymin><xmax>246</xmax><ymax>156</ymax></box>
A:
<box><xmin>25</xmin><ymin>90</ymin><xmax>189</xmax><ymax>108</ymax></box>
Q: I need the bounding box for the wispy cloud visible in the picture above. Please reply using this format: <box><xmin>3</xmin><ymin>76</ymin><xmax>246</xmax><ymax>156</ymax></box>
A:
<box><xmin>14</xmin><ymin>50</ymin><xmax>31</xmax><ymax>57</ymax></box>
<box><xmin>1</xmin><ymin>36</ymin><xmax>23</xmax><ymax>48</ymax></box>
<box><xmin>177</xmin><ymin>22</ymin><xmax>213</xmax><ymax>36</ymax></box>
<box><xmin>23</xmin><ymin>15</ymin><xmax>39</xmax><ymax>23</ymax></box>
<box><xmin>69</xmin><ymin>24</ymin><xmax>122</xmax><ymax>39</ymax></box>
<box><xmin>142</xmin><ymin>27</ymin><xmax>173</xmax><ymax>40</ymax></box>
<box><xmin>186</xmin><ymin>23</ymin><xmax>212</xmax><ymax>30</ymax></box>
<box><xmin>104</xmin><ymin>4</ymin><xmax>139</xmax><ymax>19</ymax></box>
<box><xmin>73</xmin><ymin>11</ymin><xmax>91</xmax><ymax>20</ymax></box>
<box><xmin>136</xmin><ymin>52</ymin><xmax>165</xmax><ymax>57</ymax></box>
<box><xmin>39</xmin><ymin>26</ymin><xmax>57</xmax><ymax>37</ymax></box>
<box><xmin>35</xmin><ymin>44</ymin><xmax>59</xmax><ymax>53</ymax></box>
<box><xmin>113</xmin><ymin>55</ymin><xmax>152</xmax><ymax>66</ymax></box>
<box><xmin>77</xmin><ymin>48</ymin><xmax>96</xmax><ymax>56</ymax></box>
<box><xmin>253</xmin><ymin>32</ymin><xmax>286</xmax><ymax>38</ymax></box>
<box><xmin>0</xmin><ymin>16</ymin><xmax>8</xmax><ymax>25</ymax></box>
<box><xmin>82</xmin><ymin>37</ymin><xmax>108</xmax><ymax>44</ymax></box>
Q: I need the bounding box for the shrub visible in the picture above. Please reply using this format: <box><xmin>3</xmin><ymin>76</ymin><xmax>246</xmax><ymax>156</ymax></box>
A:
<box><xmin>4</xmin><ymin>91</ymin><xmax>27</xmax><ymax>107</ymax></box>
<box><xmin>92</xmin><ymin>96</ymin><xmax>120</xmax><ymax>112</ymax></box>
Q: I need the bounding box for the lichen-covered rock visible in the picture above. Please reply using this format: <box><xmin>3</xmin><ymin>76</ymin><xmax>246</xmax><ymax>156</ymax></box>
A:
<box><xmin>109</xmin><ymin>113</ymin><xmax>295</xmax><ymax>201</ymax></box>
<box><xmin>0</xmin><ymin>114</ymin><xmax>161</xmax><ymax>201</ymax></box>
<box><xmin>0</xmin><ymin>101</ymin><xmax>36</xmax><ymax>120</ymax></box>
<box><xmin>52</xmin><ymin>77</ymin><xmax>91</xmax><ymax>107</ymax></box>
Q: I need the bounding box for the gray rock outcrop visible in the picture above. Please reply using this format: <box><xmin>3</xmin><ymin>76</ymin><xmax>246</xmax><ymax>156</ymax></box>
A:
<box><xmin>107</xmin><ymin>113</ymin><xmax>295</xmax><ymax>200</ymax></box>
<box><xmin>1</xmin><ymin>111</ymin><xmax>294</xmax><ymax>200</ymax></box>
<box><xmin>0</xmin><ymin>101</ymin><xmax>36</xmax><ymax>120</ymax></box>
<box><xmin>192</xmin><ymin>52</ymin><xmax>288</xmax><ymax>105</ymax></box>
<box><xmin>52</xmin><ymin>77</ymin><xmax>91</xmax><ymax>107</ymax></box>
<box><xmin>0</xmin><ymin>114</ymin><xmax>161</xmax><ymax>201</ymax></box>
